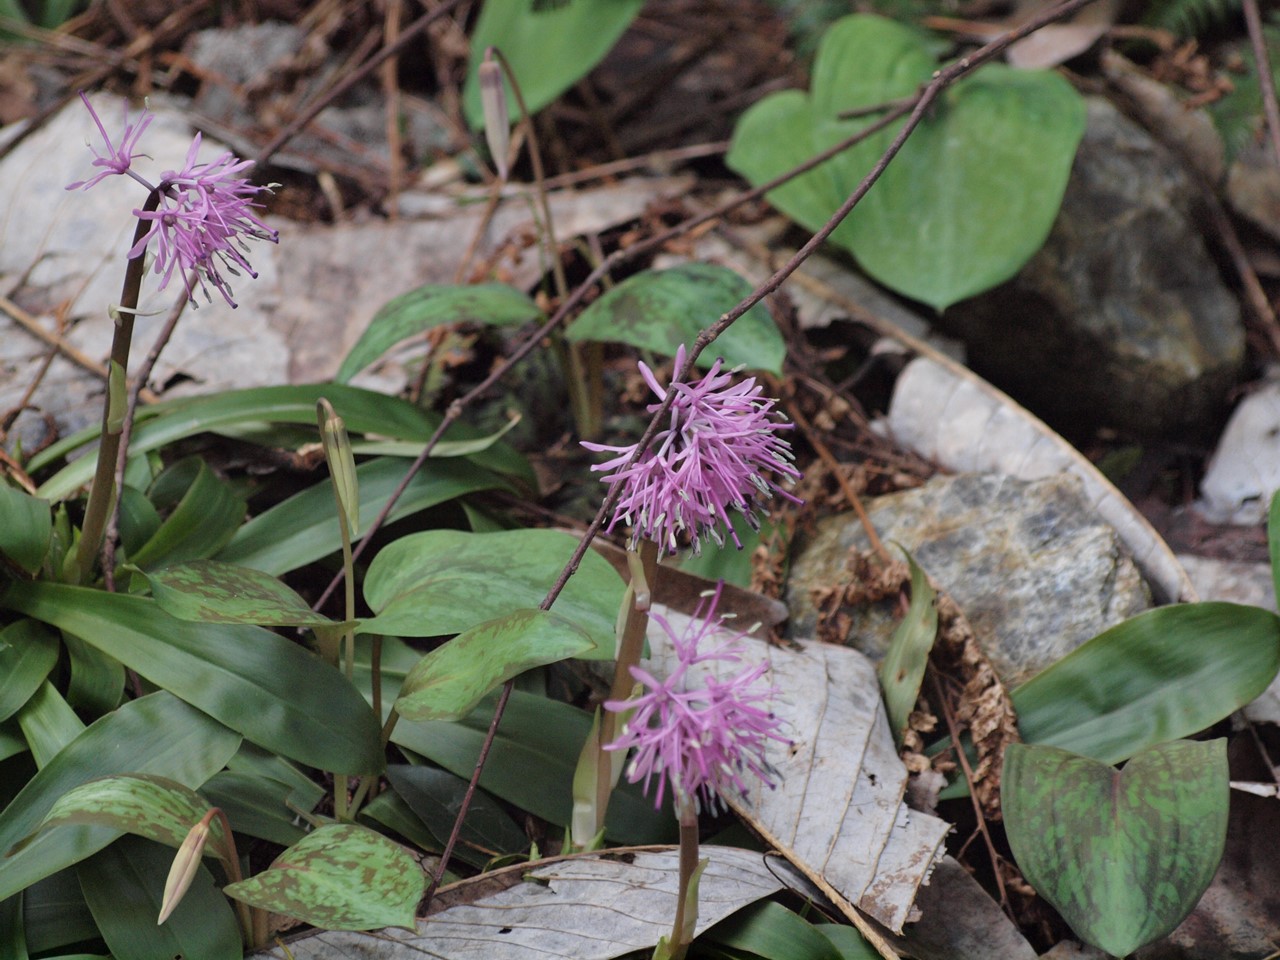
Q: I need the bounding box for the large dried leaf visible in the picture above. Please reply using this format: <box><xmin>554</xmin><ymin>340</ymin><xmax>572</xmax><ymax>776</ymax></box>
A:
<box><xmin>249</xmin><ymin>847</ymin><xmax>807</xmax><ymax>960</ymax></box>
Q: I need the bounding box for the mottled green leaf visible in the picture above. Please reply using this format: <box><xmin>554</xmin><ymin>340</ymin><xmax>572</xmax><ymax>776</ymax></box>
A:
<box><xmin>2</xmin><ymin>583</ymin><xmax>382</xmax><ymax>775</ymax></box>
<box><xmin>337</xmin><ymin>283</ymin><xmax>544</xmax><ymax>383</ymax></box>
<box><xmin>396</xmin><ymin>609</ymin><xmax>595</xmax><ymax>721</ymax></box>
<box><xmin>0</xmin><ymin>692</ymin><xmax>239</xmax><ymax>901</ymax></box>
<box><xmin>362</xmin><ymin>528</ymin><xmax>624</xmax><ymax>658</ymax></box>
<box><xmin>143</xmin><ymin>560</ymin><xmax>340</xmax><ymax>628</ymax></box>
<box><xmin>565</xmin><ymin>264</ymin><xmax>785</xmax><ymax>374</ymax></box>
<box><xmin>461</xmin><ymin>0</ymin><xmax>646</xmax><ymax>125</ymax></box>
<box><xmin>1004</xmin><ymin>739</ymin><xmax>1228</xmax><ymax>956</ymax></box>
<box><xmin>78</xmin><ymin>834</ymin><xmax>241</xmax><ymax>960</ymax></box>
<box><xmin>223</xmin><ymin>823</ymin><xmax>424</xmax><ymax>930</ymax></box>
<box><xmin>22</xmin><ymin>774</ymin><xmax>225</xmax><ymax>857</ymax></box>
<box><xmin>218</xmin><ymin>456</ymin><xmax>508</xmax><ymax>576</ymax></box>
<box><xmin>0</xmin><ymin>620</ymin><xmax>58</xmax><ymax>723</ymax></box>
<box><xmin>727</xmin><ymin>14</ymin><xmax>1085</xmax><ymax>310</ymax></box>
<box><xmin>878</xmin><ymin>548</ymin><xmax>937</xmax><ymax>747</ymax></box>
<box><xmin>0</xmin><ymin>483</ymin><xmax>51</xmax><ymax>574</ymax></box>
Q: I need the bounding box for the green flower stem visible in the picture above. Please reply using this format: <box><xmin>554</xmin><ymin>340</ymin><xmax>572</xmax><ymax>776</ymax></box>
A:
<box><xmin>212</xmin><ymin>808</ymin><xmax>261</xmax><ymax>949</ymax></box>
<box><xmin>71</xmin><ymin>192</ymin><xmax>161</xmax><ymax>585</ymax></box>
<box><xmin>596</xmin><ymin>538</ymin><xmax>660</xmax><ymax>826</ymax></box>
<box><xmin>668</xmin><ymin>798</ymin><xmax>700</xmax><ymax>960</ymax></box>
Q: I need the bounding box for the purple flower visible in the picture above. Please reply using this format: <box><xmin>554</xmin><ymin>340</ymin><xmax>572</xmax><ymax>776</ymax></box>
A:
<box><xmin>66</xmin><ymin>93</ymin><xmax>278</xmax><ymax>307</ymax></box>
<box><xmin>583</xmin><ymin>346</ymin><xmax>802</xmax><ymax>554</ymax></box>
<box><xmin>604</xmin><ymin>584</ymin><xmax>789</xmax><ymax>812</ymax></box>
<box><xmin>66</xmin><ymin>92</ymin><xmax>154</xmax><ymax>190</ymax></box>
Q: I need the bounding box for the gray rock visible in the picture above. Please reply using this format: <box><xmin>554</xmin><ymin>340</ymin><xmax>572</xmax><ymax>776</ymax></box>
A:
<box><xmin>941</xmin><ymin>97</ymin><xmax>1244</xmax><ymax>440</ymax></box>
<box><xmin>786</xmin><ymin>472</ymin><xmax>1151</xmax><ymax>687</ymax></box>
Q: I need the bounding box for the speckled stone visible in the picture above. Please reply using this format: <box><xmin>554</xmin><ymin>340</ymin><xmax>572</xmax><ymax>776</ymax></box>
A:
<box><xmin>786</xmin><ymin>472</ymin><xmax>1152</xmax><ymax>687</ymax></box>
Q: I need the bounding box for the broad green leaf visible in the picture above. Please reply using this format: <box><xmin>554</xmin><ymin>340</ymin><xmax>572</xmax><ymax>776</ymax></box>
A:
<box><xmin>199</xmin><ymin>771</ymin><xmax>309</xmax><ymax>846</ymax></box>
<box><xmin>60</xmin><ymin>633</ymin><xmax>124</xmax><ymax>716</ymax></box>
<box><xmin>16</xmin><ymin>682</ymin><xmax>84</xmax><ymax>769</ymax></box>
<box><xmin>385</xmin><ymin>764</ymin><xmax>527</xmax><ymax>860</ymax></box>
<box><xmin>727</xmin><ymin>14</ymin><xmax>1085</xmax><ymax>310</ymax></box>
<box><xmin>25</xmin><ymin>774</ymin><xmax>226</xmax><ymax>857</ymax></box>
<box><xmin>127</xmin><ymin>459</ymin><xmax>245</xmax><ymax>569</ymax></box>
<box><xmin>816</xmin><ymin>924</ymin><xmax>882</xmax><ymax>960</ymax></box>
<box><xmin>2</xmin><ymin>583</ymin><xmax>382</xmax><ymax>775</ymax></box>
<box><xmin>78</xmin><ymin>834</ymin><xmax>241</xmax><ymax>960</ymax></box>
<box><xmin>226</xmin><ymin>743</ymin><xmax>326</xmax><ymax>812</ymax></box>
<box><xmin>0</xmin><ymin>620</ymin><xmax>59</xmax><ymax>723</ymax></box>
<box><xmin>0</xmin><ymin>721</ymin><xmax>28</xmax><ymax>764</ymax></box>
<box><xmin>393</xmin><ymin>690</ymin><xmax>675</xmax><ymax>844</ymax></box>
<box><xmin>117</xmin><ymin>484</ymin><xmax>162</xmax><ymax>558</ymax></box>
<box><xmin>706</xmin><ymin>901</ymin><xmax>844</xmax><ymax>960</ymax></box>
<box><xmin>565</xmin><ymin>264</ymin><xmax>786</xmax><ymax>374</ymax></box>
<box><xmin>362</xmin><ymin>528</ymin><xmax>625</xmax><ymax>658</ymax></box>
<box><xmin>0</xmin><ymin>891</ymin><xmax>26</xmax><ymax>960</ymax></box>
<box><xmin>1012</xmin><ymin>602</ymin><xmax>1280</xmax><ymax>763</ymax></box>
<box><xmin>1004</xmin><ymin>740</ymin><xmax>1228</xmax><ymax>956</ymax></box>
<box><xmin>878</xmin><ymin>548</ymin><xmax>937</xmax><ymax>746</ymax></box>
<box><xmin>21</xmin><ymin>870</ymin><xmax>99</xmax><ymax>955</ymax></box>
<box><xmin>223</xmin><ymin>823</ymin><xmax>424</xmax><ymax>930</ymax></box>
<box><xmin>395</xmin><ymin>609</ymin><xmax>596</xmax><ymax>721</ymax></box>
<box><xmin>0</xmin><ymin>692</ymin><xmax>239</xmax><ymax>901</ymax></box>
<box><xmin>33</xmin><ymin>384</ymin><xmax>532</xmax><ymax>498</ymax></box>
<box><xmin>143</xmin><ymin>560</ymin><xmax>340</xmax><ymax>628</ymax></box>
<box><xmin>337</xmin><ymin>283</ymin><xmax>544</xmax><ymax>383</ymax></box>
<box><xmin>360</xmin><ymin>790</ymin><xmax>446</xmax><ymax>859</ymax></box>
<box><xmin>0</xmin><ymin>483</ymin><xmax>50</xmax><ymax>573</ymax></box>
<box><xmin>217</xmin><ymin>456</ymin><xmax>508</xmax><ymax>576</ymax></box>
<box><xmin>461</xmin><ymin>0</ymin><xmax>646</xmax><ymax>125</ymax></box>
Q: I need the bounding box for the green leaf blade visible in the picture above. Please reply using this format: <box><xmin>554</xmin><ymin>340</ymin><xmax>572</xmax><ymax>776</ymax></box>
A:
<box><xmin>143</xmin><ymin>560</ymin><xmax>338</xmax><ymax>628</ymax></box>
<box><xmin>877</xmin><ymin>548</ymin><xmax>938</xmax><ymax>746</ymax></box>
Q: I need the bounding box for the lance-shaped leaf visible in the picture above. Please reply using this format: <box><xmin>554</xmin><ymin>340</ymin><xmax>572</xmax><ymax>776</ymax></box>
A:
<box><xmin>143</xmin><ymin>560</ymin><xmax>343</xmax><ymax>629</ymax></box>
<box><xmin>362</xmin><ymin>528</ymin><xmax>625</xmax><ymax>658</ymax></box>
<box><xmin>127</xmin><ymin>458</ymin><xmax>245</xmax><ymax>569</ymax></box>
<box><xmin>317</xmin><ymin>398</ymin><xmax>360</xmax><ymax>539</ymax></box>
<box><xmin>384</xmin><ymin>764</ymin><xmax>527</xmax><ymax>861</ymax></box>
<box><xmin>877</xmin><ymin>547</ymin><xmax>937</xmax><ymax>746</ymax></box>
<box><xmin>223</xmin><ymin>823</ymin><xmax>424</xmax><ymax>930</ymax></box>
<box><xmin>0</xmin><ymin>619</ymin><xmax>59</xmax><ymax>723</ymax></box>
<box><xmin>395</xmin><ymin>609</ymin><xmax>596</xmax><ymax>722</ymax></box>
<box><xmin>337</xmin><ymin>283</ymin><xmax>544</xmax><ymax>383</ymax></box>
<box><xmin>565</xmin><ymin>264</ymin><xmax>786</xmax><ymax>374</ymax></box>
<box><xmin>0</xmin><ymin>482</ymin><xmax>51</xmax><ymax>573</ymax></box>
<box><xmin>0</xmin><ymin>692</ymin><xmax>239</xmax><ymax>901</ymax></box>
<box><xmin>2</xmin><ymin>583</ymin><xmax>382</xmax><ymax>775</ymax></box>
<box><xmin>18</xmin><ymin>774</ymin><xmax>228</xmax><ymax>864</ymax></box>
<box><xmin>1003</xmin><ymin>739</ymin><xmax>1229</xmax><ymax>956</ymax></box>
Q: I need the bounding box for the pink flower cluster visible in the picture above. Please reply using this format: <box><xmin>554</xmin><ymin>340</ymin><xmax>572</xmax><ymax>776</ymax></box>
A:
<box><xmin>584</xmin><ymin>346</ymin><xmax>801</xmax><ymax>554</ymax></box>
<box><xmin>605</xmin><ymin>584</ymin><xmax>789</xmax><ymax>812</ymax></box>
<box><xmin>67</xmin><ymin>93</ymin><xmax>278</xmax><ymax>307</ymax></box>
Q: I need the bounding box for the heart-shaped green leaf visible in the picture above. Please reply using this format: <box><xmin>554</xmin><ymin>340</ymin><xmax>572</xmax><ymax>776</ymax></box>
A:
<box><xmin>727</xmin><ymin>14</ymin><xmax>1085</xmax><ymax>310</ymax></box>
<box><xmin>223</xmin><ymin>823</ymin><xmax>424</xmax><ymax>930</ymax></box>
<box><xmin>144</xmin><ymin>560</ymin><xmax>341</xmax><ymax>629</ymax></box>
<box><xmin>395</xmin><ymin>609</ymin><xmax>596</xmax><ymax>721</ymax></box>
<box><xmin>362</xmin><ymin>528</ymin><xmax>625</xmax><ymax>658</ymax></box>
<box><xmin>565</xmin><ymin>264</ymin><xmax>785</xmax><ymax>374</ymax></box>
<box><xmin>1003</xmin><ymin>739</ymin><xmax>1228</xmax><ymax>956</ymax></box>
<box><xmin>337</xmin><ymin>283</ymin><xmax>544</xmax><ymax>383</ymax></box>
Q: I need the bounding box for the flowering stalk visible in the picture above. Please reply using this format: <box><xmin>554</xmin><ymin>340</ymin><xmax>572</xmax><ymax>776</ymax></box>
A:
<box><xmin>64</xmin><ymin>93</ymin><xmax>277</xmax><ymax>582</ymax></box>
<box><xmin>603</xmin><ymin>585</ymin><xmax>788</xmax><ymax>956</ymax></box>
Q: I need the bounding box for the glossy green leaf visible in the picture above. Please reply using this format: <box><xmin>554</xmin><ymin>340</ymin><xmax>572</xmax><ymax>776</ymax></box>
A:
<box><xmin>337</xmin><ymin>283</ymin><xmax>544</xmax><ymax>383</ymax></box>
<box><xmin>362</xmin><ymin>528</ymin><xmax>624</xmax><ymax>657</ymax></box>
<box><xmin>15</xmin><ymin>682</ymin><xmax>84</xmax><ymax>769</ymax></box>
<box><xmin>0</xmin><ymin>692</ymin><xmax>239</xmax><ymax>901</ymax></box>
<box><xmin>1004</xmin><ymin>739</ymin><xmax>1228</xmax><ymax>956</ymax></box>
<box><xmin>385</xmin><ymin>764</ymin><xmax>527</xmax><ymax>860</ymax></box>
<box><xmin>395</xmin><ymin>609</ymin><xmax>596</xmax><ymax>721</ymax></box>
<box><xmin>61</xmin><ymin>632</ymin><xmax>125</xmax><ymax>716</ymax></box>
<box><xmin>20</xmin><ymin>870</ymin><xmax>98</xmax><ymax>955</ymax></box>
<box><xmin>0</xmin><ymin>483</ymin><xmax>51</xmax><ymax>574</ymax></box>
<box><xmin>565</xmin><ymin>264</ymin><xmax>785</xmax><ymax>374</ymax></box>
<box><xmin>461</xmin><ymin>0</ymin><xmax>646</xmax><ymax>125</ymax></box>
<box><xmin>878</xmin><ymin>548</ymin><xmax>937</xmax><ymax>747</ymax></box>
<box><xmin>706</xmin><ymin>901</ymin><xmax>844</xmax><ymax>960</ymax></box>
<box><xmin>33</xmin><ymin>384</ymin><xmax>533</xmax><ymax>498</ymax></box>
<box><xmin>726</xmin><ymin>14</ymin><xmax>1085</xmax><ymax>310</ymax></box>
<box><xmin>1012</xmin><ymin>602</ymin><xmax>1280</xmax><ymax>763</ymax></box>
<box><xmin>815</xmin><ymin>924</ymin><xmax>882</xmax><ymax>960</ymax></box>
<box><xmin>78</xmin><ymin>834</ymin><xmax>241</xmax><ymax>960</ymax></box>
<box><xmin>218</xmin><ymin>456</ymin><xmax>508</xmax><ymax>576</ymax></box>
<box><xmin>0</xmin><ymin>620</ymin><xmax>59</xmax><ymax>723</ymax></box>
<box><xmin>199</xmin><ymin>771</ymin><xmax>309</xmax><ymax>846</ymax></box>
<box><xmin>2</xmin><ymin>583</ymin><xmax>382</xmax><ymax>775</ymax></box>
<box><xmin>0</xmin><ymin>721</ymin><xmax>28</xmax><ymax>764</ymax></box>
<box><xmin>24</xmin><ymin>774</ymin><xmax>225</xmax><ymax>857</ymax></box>
<box><xmin>360</xmin><ymin>790</ymin><xmax>446</xmax><ymax>858</ymax></box>
<box><xmin>223</xmin><ymin>823</ymin><xmax>424</xmax><ymax>930</ymax></box>
<box><xmin>127</xmin><ymin>459</ymin><xmax>245</xmax><ymax>569</ymax></box>
<box><xmin>143</xmin><ymin>560</ymin><xmax>339</xmax><ymax>628</ymax></box>
<box><xmin>393</xmin><ymin>690</ymin><xmax>675</xmax><ymax>844</ymax></box>
<box><xmin>117</xmin><ymin>484</ymin><xmax>162</xmax><ymax>558</ymax></box>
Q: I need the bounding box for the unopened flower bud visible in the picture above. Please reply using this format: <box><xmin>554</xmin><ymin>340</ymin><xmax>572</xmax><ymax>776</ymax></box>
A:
<box><xmin>479</xmin><ymin>48</ymin><xmax>511</xmax><ymax>181</ymax></box>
